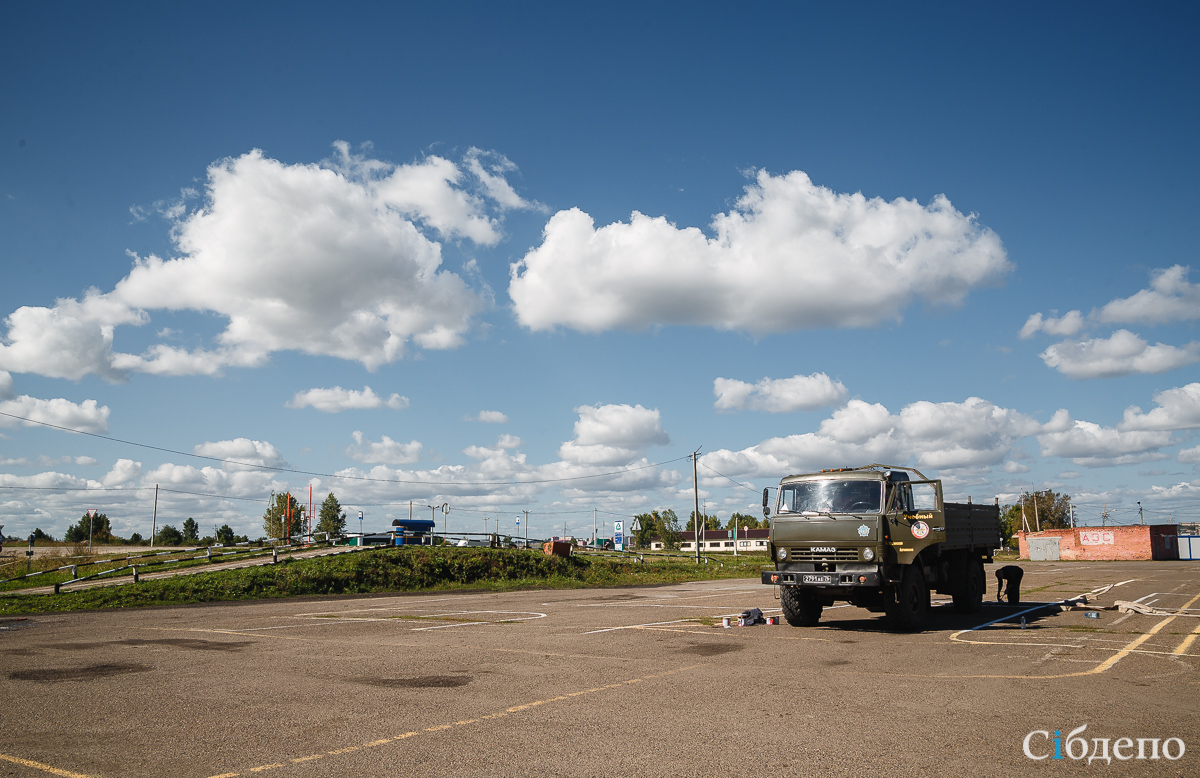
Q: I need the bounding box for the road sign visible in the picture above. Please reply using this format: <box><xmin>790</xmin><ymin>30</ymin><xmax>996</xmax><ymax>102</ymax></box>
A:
<box><xmin>87</xmin><ymin>509</ymin><xmax>97</xmax><ymax>518</ymax></box>
<box><xmin>614</xmin><ymin>520</ymin><xmax>623</xmax><ymax>552</ymax></box>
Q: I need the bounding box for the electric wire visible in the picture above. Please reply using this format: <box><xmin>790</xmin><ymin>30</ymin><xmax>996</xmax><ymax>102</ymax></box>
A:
<box><xmin>0</xmin><ymin>409</ymin><xmax>688</xmax><ymax>487</ymax></box>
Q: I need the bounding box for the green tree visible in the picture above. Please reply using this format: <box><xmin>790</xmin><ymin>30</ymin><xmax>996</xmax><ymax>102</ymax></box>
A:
<box><xmin>64</xmin><ymin>512</ymin><xmax>113</xmax><ymax>543</ymax></box>
<box><xmin>32</xmin><ymin>528</ymin><xmax>55</xmax><ymax>543</ymax></box>
<box><xmin>156</xmin><ymin>524</ymin><xmax>184</xmax><ymax>545</ymax></box>
<box><xmin>633</xmin><ymin>510</ymin><xmax>667</xmax><ymax>547</ymax></box>
<box><xmin>263</xmin><ymin>493</ymin><xmax>306</xmax><ymax>541</ymax></box>
<box><xmin>727</xmin><ymin>512</ymin><xmax>761</xmax><ymax>530</ymax></box>
<box><xmin>316</xmin><ymin>492</ymin><xmax>347</xmax><ymax>537</ymax></box>
<box><xmin>1005</xmin><ymin>490</ymin><xmax>1072</xmax><ymax>534</ymax></box>
<box><xmin>686</xmin><ymin>511</ymin><xmax>722</xmax><ymax>532</ymax></box>
<box><xmin>999</xmin><ymin>504</ymin><xmax>1021</xmax><ymax>547</ymax></box>
<box><xmin>182</xmin><ymin>518</ymin><xmax>199</xmax><ymax>542</ymax></box>
<box><xmin>215</xmin><ymin>524</ymin><xmax>236</xmax><ymax>545</ymax></box>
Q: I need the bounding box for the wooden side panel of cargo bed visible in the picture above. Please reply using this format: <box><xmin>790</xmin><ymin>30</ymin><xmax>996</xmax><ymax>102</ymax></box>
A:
<box><xmin>943</xmin><ymin>502</ymin><xmax>1001</xmax><ymax>550</ymax></box>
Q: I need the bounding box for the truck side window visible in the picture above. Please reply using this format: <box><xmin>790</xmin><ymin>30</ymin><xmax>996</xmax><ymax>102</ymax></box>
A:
<box><xmin>911</xmin><ymin>483</ymin><xmax>937</xmax><ymax>511</ymax></box>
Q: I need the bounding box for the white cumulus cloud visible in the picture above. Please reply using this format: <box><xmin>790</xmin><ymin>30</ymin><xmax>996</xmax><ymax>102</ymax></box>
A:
<box><xmin>193</xmin><ymin>439</ymin><xmax>286</xmax><ymax>470</ymax></box>
<box><xmin>1018</xmin><ymin>310</ymin><xmax>1085</xmax><ymax>339</ymax></box>
<box><xmin>468</xmin><ymin>410</ymin><xmax>509</xmax><ymax>423</ymax></box>
<box><xmin>0</xmin><ymin>144</ymin><xmax>531</xmax><ymax>381</ymax></box>
<box><xmin>1179</xmin><ymin>446</ymin><xmax>1200</xmax><ymax>465</ymax></box>
<box><xmin>510</xmin><ymin>170</ymin><xmax>1009</xmax><ymax>334</ymax></box>
<box><xmin>701</xmin><ymin>396</ymin><xmax>1037</xmax><ymax>479</ymax></box>
<box><xmin>1095</xmin><ymin>265</ymin><xmax>1200</xmax><ymax>325</ymax></box>
<box><xmin>0</xmin><ymin>394</ymin><xmax>110</xmax><ymax>433</ymax></box>
<box><xmin>1039</xmin><ymin>330</ymin><xmax>1200</xmax><ymax>379</ymax></box>
<box><xmin>287</xmin><ymin>386</ymin><xmax>409</xmax><ymax>413</ymax></box>
<box><xmin>346</xmin><ymin>431</ymin><xmax>422</xmax><ymax>465</ymax></box>
<box><xmin>558</xmin><ymin>404</ymin><xmax>670</xmax><ymax>466</ymax></box>
<box><xmin>713</xmin><ymin>373</ymin><xmax>848</xmax><ymax>413</ymax></box>
<box><xmin>1037</xmin><ymin>409</ymin><xmax>1173</xmax><ymax>466</ymax></box>
<box><xmin>1120</xmin><ymin>383</ymin><xmax>1200</xmax><ymax>431</ymax></box>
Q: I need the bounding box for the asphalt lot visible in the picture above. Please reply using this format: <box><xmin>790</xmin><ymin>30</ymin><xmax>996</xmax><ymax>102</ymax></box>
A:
<box><xmin>2</xmin><ymin>560</ymin><xmax>1199</xmax><ymax>777</ymax></box>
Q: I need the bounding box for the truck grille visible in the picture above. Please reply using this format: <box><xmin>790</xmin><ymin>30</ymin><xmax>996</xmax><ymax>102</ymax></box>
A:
<box><xmin>791</xmin><ymin>547</ymin><xmax>859</xmax><ymax>561</ymax></box>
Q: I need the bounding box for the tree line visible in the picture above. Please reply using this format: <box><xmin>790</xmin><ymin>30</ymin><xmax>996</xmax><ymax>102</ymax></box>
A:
<box><xmin>630</xmin><ymin>509</ymin><xmax>770</xmax><ymax>549</ymax></box>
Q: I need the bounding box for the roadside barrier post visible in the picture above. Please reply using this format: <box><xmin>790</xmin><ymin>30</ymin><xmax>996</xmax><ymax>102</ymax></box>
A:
<box><xmin>133</xmin><ymin>566</ymin><xmax>139</xmax><ymax>583</ymax></box>
<box><xmin>71</xmin><ymin>565</ymin><xmax>77</xmax><ymax>579</ymax></box>
<box><xmin>272</xmin><ymin>547</ymin><xmax>278</xmax><ymax>564</ymax></box>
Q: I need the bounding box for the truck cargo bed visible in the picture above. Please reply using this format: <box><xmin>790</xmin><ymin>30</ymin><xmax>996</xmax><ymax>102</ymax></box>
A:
<box><xmin>942</xmin><ymin>502</ymin><xmax>1001</xmax><ymax>550</ymax></box>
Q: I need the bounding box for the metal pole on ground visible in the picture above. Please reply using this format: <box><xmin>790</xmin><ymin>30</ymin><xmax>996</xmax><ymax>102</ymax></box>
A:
<box><xmin>151</xmin><ymin>485</ymin><xmax>158</xmax><ymax>548</ymax></box>
<box><xmin>692</xmin><ymin>449</ymin><xmax>701</xmax><ymax>564</ymax></box>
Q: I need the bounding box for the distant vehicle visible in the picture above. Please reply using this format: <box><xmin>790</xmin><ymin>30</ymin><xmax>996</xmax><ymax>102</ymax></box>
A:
<box><xmin>762</xmin><ymin>464</ymin><xmax>1000</xmax><ymax>631</ymax></box>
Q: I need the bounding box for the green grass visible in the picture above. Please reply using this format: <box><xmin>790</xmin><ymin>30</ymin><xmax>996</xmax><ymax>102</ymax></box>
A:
<box><xmin>0</xmin><ymin>547</ymin><xmax>769</xmax><ymax>615</ymax></box>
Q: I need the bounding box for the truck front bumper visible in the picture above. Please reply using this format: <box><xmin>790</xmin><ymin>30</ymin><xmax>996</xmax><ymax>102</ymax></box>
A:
<box><xmin>762</xmin><ymin>568</ymin><xmax>881</xmax><ymax>588</ymax></box>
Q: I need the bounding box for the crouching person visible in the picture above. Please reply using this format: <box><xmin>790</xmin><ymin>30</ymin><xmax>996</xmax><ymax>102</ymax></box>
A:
<box><xmin>995</xmin><ymin>565</ymin><xmax>1023</xmax><ymax>604</ymax></box>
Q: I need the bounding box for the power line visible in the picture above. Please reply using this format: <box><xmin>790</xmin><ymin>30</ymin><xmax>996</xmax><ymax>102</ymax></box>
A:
<box><xmin>0</xmin><ymin>409</ymin><xmax>688</xmax><ymax>487</ymax></box>
<box><xmin>697</xmin><ymin>460</ymin><xmax>763</xmax><ymax>493</ymax></box>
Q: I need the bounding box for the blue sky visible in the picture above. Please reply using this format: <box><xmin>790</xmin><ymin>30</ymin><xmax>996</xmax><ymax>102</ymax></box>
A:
<box><xmin>2</xmin><ymin>2</ymin><xmax>1198</xmax><ymax>541</ymax></box>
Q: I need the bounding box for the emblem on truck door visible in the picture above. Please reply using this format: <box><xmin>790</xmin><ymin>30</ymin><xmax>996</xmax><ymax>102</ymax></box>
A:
<box><xmin>911</xmin><ymin>521</ymin><xmax>930</xmax><ymax>539</ymax></box>
<box><xmin>857</xmin><ymin>524</ymin><xmax>870</xmax><ymax>538</ymax></box>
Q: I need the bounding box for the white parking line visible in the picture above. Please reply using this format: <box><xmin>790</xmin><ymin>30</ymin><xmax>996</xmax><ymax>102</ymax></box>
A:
<box><xmin>410</xmin><ymin>611</ymin><xmax>546</xmax><ymax>631</ymax></box>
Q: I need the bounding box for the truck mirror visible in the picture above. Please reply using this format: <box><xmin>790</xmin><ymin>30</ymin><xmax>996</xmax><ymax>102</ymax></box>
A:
<box><xmin>762</xmin><ymin>487</ymin><xmax>770</xmax><ymax>508</ymax></box>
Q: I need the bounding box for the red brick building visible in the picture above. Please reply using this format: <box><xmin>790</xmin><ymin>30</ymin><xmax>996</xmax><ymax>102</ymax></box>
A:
<box><xmin>1017</xmin><ymin>525</ymin><xmax>1179</xmax><ymax>561</ymax></box>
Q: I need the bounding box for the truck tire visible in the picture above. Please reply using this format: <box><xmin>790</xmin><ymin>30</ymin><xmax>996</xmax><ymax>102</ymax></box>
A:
<box><xmin>780</xmin><ymin>586</ymin><xmax>822</xmax><ymax>627</ymax></box>
<box><xmin>952</xmin><ymin>557</ymin><xmax>985</xmax><ymax>614</ymax></box>
<box><xmin>885</xmin><ymin>564</ymin><xmax>928</xmax><ymax>631</ymax></box>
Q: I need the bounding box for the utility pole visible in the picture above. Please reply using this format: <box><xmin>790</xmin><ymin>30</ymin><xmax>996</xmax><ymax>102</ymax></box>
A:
<box><xmin>1033</xmin><ymin>494</ymin><xmax>1040</xmax><ymax>532</ymax></box>
<box><xmin>151</xmin><ymin>484</ymin><xmax>158</xmax><ymax>548</ymax></box>
<box><xmin>692</xmin><ymin>448</ymin><xmax>701</xmax><ymax>564</ymax></box>
<box><xmin>1069</xmin><ymin>504</ymin><xmax>1075</xmax><ymax>529</ymax></box>
<box><xmin>1101</xmin><ymin>502</ymin><xmax>1108</xmax><ymax>528</ymax></box>
<box><xmin>1138</xmin><ymin>501</ymin><xmax>1144</xmax><ymax>525</ymax></box>
<box><xmin>523</xmin><ymin>510</ymin><xmax>530</xmax><ymax>548</ymax></box>
<box><xmin>593</xmin><ymin>508</ymin><xmax>597</xmax><ymax>548</ymax></box>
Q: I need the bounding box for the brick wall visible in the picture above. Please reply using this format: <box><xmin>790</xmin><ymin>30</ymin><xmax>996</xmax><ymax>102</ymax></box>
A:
<box><xmin>1018</xmin><ymin>525</ymin><xmax>1179</xmax><ymax>561</ymax></box>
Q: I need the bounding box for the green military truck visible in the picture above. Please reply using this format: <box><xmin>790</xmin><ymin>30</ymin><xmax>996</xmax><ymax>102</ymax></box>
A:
<box><xmin>760</xmin><ymin>464</ymin><xmax>1000</xmax><ymax>631</ymax></box>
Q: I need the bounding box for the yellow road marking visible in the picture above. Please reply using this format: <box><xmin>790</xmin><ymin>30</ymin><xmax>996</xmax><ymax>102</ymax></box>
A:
<box><xmin>1172</xmin><ymin>620</ymin><xmax>1200</xmax><ymax>656</ymax></box>
<box><xmin>0</xmin><ymin>754</ymin><xmax>95</xmax><ymax>778</ymax></box>
<box><xmin>206</xmin><ymin>664</ymin><xmax>705</xmax><ymax>777</ymax></box>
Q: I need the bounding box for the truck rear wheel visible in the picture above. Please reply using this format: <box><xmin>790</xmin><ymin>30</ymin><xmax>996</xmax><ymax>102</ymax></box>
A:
<box><xmin>952</xmin><ymin>557</ymin><xmax>985</xmax><ymax>614</ymax></box>
<box><xmin>885</xmin><ymin>564</ymin><xmax>928</xmax><ymax>631</ymax></box>
<box><xmin>781</xmin><ymin>586</ymin><xmax>822</xmax><ymax>626</ymax></box>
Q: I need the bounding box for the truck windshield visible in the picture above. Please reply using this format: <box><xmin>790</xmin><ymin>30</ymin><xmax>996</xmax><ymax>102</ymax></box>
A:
<box><xmin>778</xmin><ymin>480</ymin><xmax>882</xmax><ymax>515</ymax></box>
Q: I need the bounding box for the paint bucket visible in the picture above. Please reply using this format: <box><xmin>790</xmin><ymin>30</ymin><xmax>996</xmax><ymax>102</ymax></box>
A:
<box><xmin>737</xmin><ymin>616</ymin><xmax>746</xmax><ymax>627</ymax></box>
<box><xmin>766</xmin><ymin>616</ymin><xmax>778</xmax><ymax>625</ymax></box>
<box><xmin>1085</xmin><ymin>612</ymin><xmax>1100</xmax><ymax>620</ymax></box>
<box><xmin>722</xmin><ymin>617</ymin><xmax>731</xmax><ymax>628</ymax></box>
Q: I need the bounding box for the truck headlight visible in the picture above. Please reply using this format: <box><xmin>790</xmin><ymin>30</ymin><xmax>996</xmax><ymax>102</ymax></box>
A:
<box><xmin>777</xmin><ymin>548</ymin><xmax>788</xmax><ymax>561</ymax></box>
<box><xmin>863</xmin><ymin>548</ymin><xmax>875</xmax><ymax>561</ymax></box>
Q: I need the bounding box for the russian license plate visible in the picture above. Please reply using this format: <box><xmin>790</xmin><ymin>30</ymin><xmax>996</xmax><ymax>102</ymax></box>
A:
<box><xmin>801</xmin><ymin>573</ymin><xmax>835</xmax><ymax>585</ymax></box>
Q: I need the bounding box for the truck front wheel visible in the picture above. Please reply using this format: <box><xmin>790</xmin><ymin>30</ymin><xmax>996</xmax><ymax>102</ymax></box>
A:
<box><xmin>781</xmin><ymin>586</ymin><xmax>822</xmax><ymax>626</ymax></box>
<box><xmin>885</xmin><ymin>565</ymin><xmax>928</xmax><ymax>631</ymax></box>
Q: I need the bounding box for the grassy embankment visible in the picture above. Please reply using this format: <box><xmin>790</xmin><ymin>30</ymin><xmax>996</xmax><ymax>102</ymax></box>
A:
<box><xmin>0</xmin><ymin>547</ymin><xmax>769</xmax><ymax>616</ymax></box>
